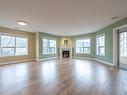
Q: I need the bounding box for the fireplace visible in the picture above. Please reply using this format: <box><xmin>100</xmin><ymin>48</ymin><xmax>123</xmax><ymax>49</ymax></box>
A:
<box><xmin>62</xmin><ymin>51</ymin><xmax>70</xmax><ymax>58</ymax></box>
<box><xmin>60</xmin><ymin>47</ymin><xmax>72</xmax><ymax>59</ymax></box>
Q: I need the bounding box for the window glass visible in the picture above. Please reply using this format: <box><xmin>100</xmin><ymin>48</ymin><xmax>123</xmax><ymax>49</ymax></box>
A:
<box><xmin>76</xmin><ymin>38</ymin><xmax>91</xmax><ymax>54</ymax></box>
<box><xmin>120</xmin><ymin>32</ymin><xmax>127</xmax><ymax>57</ymax></box>
<box><xmin>16</xmin><ymin>37</ymin><xmax>27</xmax><ymax>47</ymax></box>
<box><xmin>1</xmin><ymin>35</ymin><xmax>15</xmax><ymax>47</ymax></box>
<box><xmin>1</xmin><ymin>48</ymin><xmax>15</xmax><ymax>56</ymax></box>
<box><xmin>43</xmin><ymin>38</ymin><xmax>57</xmax><ymax>54</ymax></box>
<box><xmin>0</xmin><ymin>34</ymin><xmax>28</xmax><ymax>56</ymax></box>
<box><xmin>96</xmin><ymin>34</ymin><xmax>105</xmax><ymax>56</ymax></box>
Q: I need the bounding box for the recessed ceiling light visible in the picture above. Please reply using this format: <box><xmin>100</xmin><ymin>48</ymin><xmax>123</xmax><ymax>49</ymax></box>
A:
<box><xmin>17</xmin><ymin>21</ymin><xmax>27</xmax><ymax>26</ymax></box>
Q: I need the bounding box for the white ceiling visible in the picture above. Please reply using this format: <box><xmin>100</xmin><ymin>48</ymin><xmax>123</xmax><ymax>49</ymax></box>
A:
<box><xmin>0</xmin><ymin>0</ymin><xmax>127</xmax><ymax>36</ymax></box>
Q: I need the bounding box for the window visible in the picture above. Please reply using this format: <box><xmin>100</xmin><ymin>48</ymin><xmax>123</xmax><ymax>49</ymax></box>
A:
<box><xmin>76</xmin><ymin>38</ymin><xmax>91</xmax><ymax>54</ymax></box>
<box><xmin>0</xmin><ymin>34</ymin><xmax>28</xmax><ymax>56</ymax></box>
<box><xmin>96</xmin><ymin>34</ymin><xmax>105</xmax><ymax>56</ymax></box>
<box><xmin>16</xmin><ymin>37</ymin><xmax>27</xmax><ymax>55</ymax></box>
<box><xmin>43</xmin><ymin>38</ymin><xmax>57</xmax><ymax>54</ymax></box>
<box><xmin>120</xmin><ymin>31</ymin><xmax>127</xmax><ymax>57</ymax></box>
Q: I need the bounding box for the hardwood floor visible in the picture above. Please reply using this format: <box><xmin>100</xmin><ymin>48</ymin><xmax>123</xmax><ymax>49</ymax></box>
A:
<box><xmin>0</xmin><ymin>59</ymin><xmax>127</xmax><ymax>95</ymax></box>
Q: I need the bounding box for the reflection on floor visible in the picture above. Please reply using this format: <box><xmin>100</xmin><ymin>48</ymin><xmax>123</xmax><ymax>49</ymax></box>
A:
<box><xmin>0</xmin><ymin>59</ymin><xmax>127</xmax><ymax>95</ymax></box>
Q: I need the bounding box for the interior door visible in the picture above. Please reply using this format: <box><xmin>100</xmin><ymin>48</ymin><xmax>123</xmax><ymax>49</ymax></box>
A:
<box><xmin>119</xmin><ymin>30</ymin><xmax>127</xmax><ymax>69</ymax></box>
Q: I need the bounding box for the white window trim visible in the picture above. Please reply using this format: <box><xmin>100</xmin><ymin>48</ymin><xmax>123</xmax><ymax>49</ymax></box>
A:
<box><xmin>0</xmin><ymin>33</ymin><xmax>28</xmax><ymax>57</ymax></box>
<box><xmin>42</xmin><ymin>37</ymin><xmax>57</xmax><ymax>55</ymax></box>
<box><xmin>96</xmin><ymin>33</ymin><xmax>105</xmax><ymax>56</ymax></box>
<box><xmin>75</xmin><ymin>37</ymin><xmax>91</xmax><ymax>54</ymax></box>
<box><xmin>0</xmin><ymin>33</ymin><xmax>28</xmax><ymax>38</ymax></box>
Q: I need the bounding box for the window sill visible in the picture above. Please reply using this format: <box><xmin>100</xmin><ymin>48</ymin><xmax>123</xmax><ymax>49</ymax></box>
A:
<box><xmin>0</xmin><ymin>54</ymin><xmax>28</xmax><ymax>58</ymax></box>
<box><xmin>96</xmin><ymin>54</ymin><xmax>105</xmax><ymax>56</ymax></box>
<box><xmin>43</xmin><ymin>53</ymin><xmax>57</xmax><ymax>55</ymax></box>
<box><xmin>75</xmin><ymin>53</ymin><xmax>91</xmax><ymax>55</ymax></box>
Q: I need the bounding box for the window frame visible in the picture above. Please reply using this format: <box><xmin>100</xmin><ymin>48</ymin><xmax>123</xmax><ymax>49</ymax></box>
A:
<box><xmin>0</xmin><ymin>33</ymin><xmax>28</xmax><ymax>57</ymax></box>
<box><xmin>75</xmin><ymin>37</ymin><xmax>91</xmax><ymax>54</ymax></box>
<box><xmin>42</xmin><ymin>37</ymin><xmax>57</xmax><ymax>55</ymax></box>
<box><xmin>96</xmin><ymin>33</ymin><xmax>105</xmax><ymax>56</ymax></box>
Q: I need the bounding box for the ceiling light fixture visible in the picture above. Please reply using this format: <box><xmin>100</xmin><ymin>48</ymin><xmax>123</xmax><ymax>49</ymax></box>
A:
<box><xmin>18</xmin><ymin>21</ymin><xmax>27</xmax><ymax>26</ymax></box>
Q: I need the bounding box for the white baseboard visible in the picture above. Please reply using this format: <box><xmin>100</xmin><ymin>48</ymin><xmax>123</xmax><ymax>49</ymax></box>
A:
<box><xmin>73</xmin><ymin>56</ymin><xmax>94</xmax><ymax>60</ymax></box>
<box><xmin>0</xmin><ymin>59</ymin><xmax>36</xmax><ymax>66</ymax></box>
<box><xmin>93</xmin><ymin>58</ymin><xmax>114</xmax><ymax>66</ymax></box>
<box><xmin>73</xmin><ymin>56</ymin><xmax>114</xmax><ymax>66</ymax></box>
<box><xmin>0</xmin><ymin>57</ymin><xmax>114</xmax><ymax>67</ymax></box>
<box><xmin>36</xmin><ymin>57</ymin><xmax>58</xmax><ymax>61</ymax></box>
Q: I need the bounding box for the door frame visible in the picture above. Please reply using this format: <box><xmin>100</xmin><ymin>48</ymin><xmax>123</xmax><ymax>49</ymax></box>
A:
<box><xmin>113</xmin><ymin>24</ymin><xmax>127</xmax><ymax>67</ymax></box>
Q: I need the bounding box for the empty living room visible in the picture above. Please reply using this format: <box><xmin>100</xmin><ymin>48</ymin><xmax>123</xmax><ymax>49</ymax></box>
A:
<box><xmin>0</xmin><ymin>0</ymin><xmax>127</xmax><ymax>95</ymax></box>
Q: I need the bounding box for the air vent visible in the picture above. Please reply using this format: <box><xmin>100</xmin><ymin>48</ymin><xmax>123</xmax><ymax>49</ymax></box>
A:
<box><xmin>111</xmin><ymin>16</ymin><xmax>119</xmax><ymax>20</ymax></box>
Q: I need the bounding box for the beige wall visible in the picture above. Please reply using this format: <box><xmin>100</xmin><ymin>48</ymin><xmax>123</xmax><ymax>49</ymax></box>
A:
<box><xmin>0</xmin><ymin>27</ymin><xmax>36</xmax><ymax>63</ymax></box>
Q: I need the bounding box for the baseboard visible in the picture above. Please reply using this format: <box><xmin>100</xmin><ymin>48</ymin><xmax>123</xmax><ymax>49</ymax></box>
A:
<box><xmin>36</xmin><ymin>57</ymin><xmax>58</xmax><ymax>61</ymax></box>
<box><xmin>0</xmin><ymin>59</ymin><xmax>36</xmax><ymax>66</ymax></box>
<box><xmin>73</xmin><ymin>56</ymin><xmax>114</xmax><ymax>66</ymax></box>
<box><xmin>0</xmin><ymin>57</ymin><xmax>114</xmax><ymax>67</ymax></box>
<box><xmin>73</xmin><ymin>56</ymin><xmax>94</xmax><ymax>60</ymax></box>
<box><xmin>93</xmin><ymin>59</ymin><xmax>114</xmax><ymax>66</ymax></box>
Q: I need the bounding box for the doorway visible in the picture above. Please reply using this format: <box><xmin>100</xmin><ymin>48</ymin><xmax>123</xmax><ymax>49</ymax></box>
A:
<box><xmin>118</xmin><ymin>30</ymin><xmax>127</xmax><ymax>69</ymax></box>
<box><xmin>113</xmin><ymin>25</ymin><xmax>127</xmax><ymax>69</ymax></box>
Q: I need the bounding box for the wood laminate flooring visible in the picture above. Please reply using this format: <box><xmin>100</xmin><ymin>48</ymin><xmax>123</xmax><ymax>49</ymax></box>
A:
<box><xmin>0</xmin><ymin>59</ymin><xmax>127</xmax><ymax>95</ymax></box>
